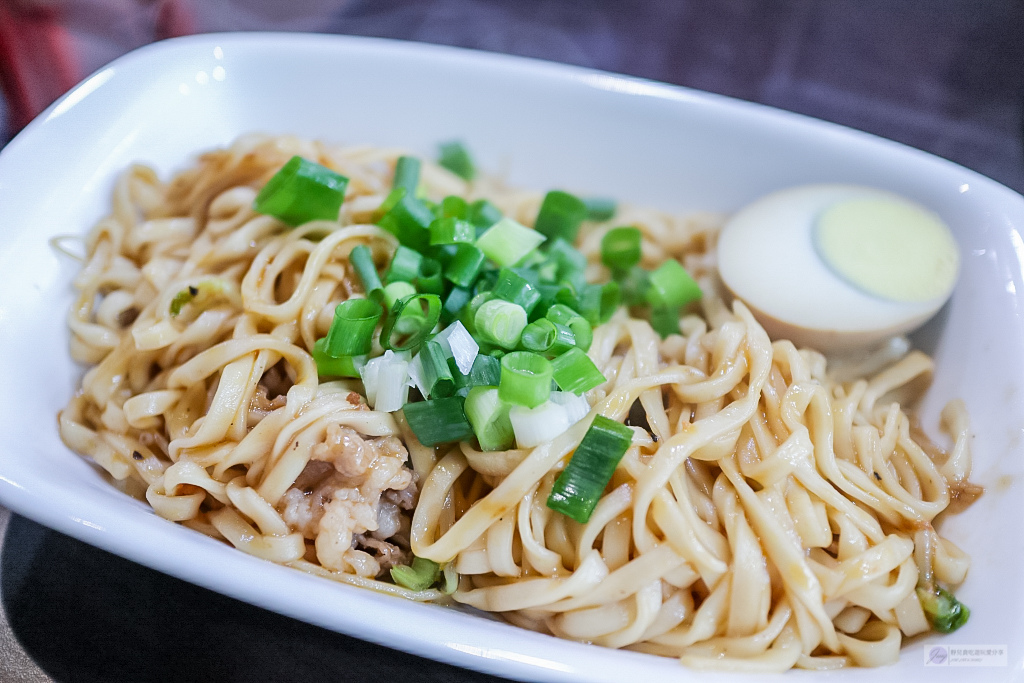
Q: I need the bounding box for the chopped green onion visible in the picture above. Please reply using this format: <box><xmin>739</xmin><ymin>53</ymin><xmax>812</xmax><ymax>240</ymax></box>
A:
<box><xmin>381</xmin><ymin>294</ymin><xmax>442</xmax><ymax>351</ymax></box>
<box><xmin>550</xmin><ymin>348</ymin><xmax>605</xmax><ymax>395</ymax></box>
<box><xmin>545</xmin><ymin>238</ymin><xmax>587</xmax><ymax>289</ymax></box>
<box><xmin>583</xmin><ymin>197</ymin><xmax>617</xmax><ymax>222</ymax></box>
<box><xmin>438</xmin><ymin>141</ymin><xmax>475</xmax><ymax>180</ymax></box>
<box><xmin>492</xmin><ymin>268</ymin><xmax>541</xmax><ymax>316</ymax></box>
<box><xmin>312</xmin><ymin>339</ymin><xmax>365</xmax><ymax>378</ymax></box>
<box><xmin>467</xmin><ymin>199</ymin><xmax>503</xmax><ymax>229</ymax></box>
<box><xmin>429</xmin><ymin>216</ymin><xmax>476</xmax><ymax>245</ymax></box>
<box><xmin>253</xmin><ymin>156</ymin><xmax>349</xmax><ymax>227</ymax></box>
<box><xmin>323</xmin><ymin>298</ymin><xmax>383</xmax><ymax>356</ymax></box>
<box><xmin>520</xmin><ymin>319</ymin><xmax>575</xmax><ymax>357</ymax></box>
<box><xmin>441</xmin><ymin>195</ymin><xmax>468</xmax><ymax>219</ymax></box>
<box><xmin>917</xmin><ymin>585</ymin><xmax>970</xmax><ymax>633</ymax></box>
<box><xmin>168</xmin><ymin>279</ymin><xmax>229</xmax><ymax>317</ymax></box>
<box><xmin>445</xmin><ymin>243</ymin><xmax>487</xmax><ymax>288</ymax></box>
<box><xmin>433</xmin><ymin>320</ymin><xmax>479</xmax><ymax>375</ymax></box>
<box><xmin>499</xmin><ymin>352</ymin><xmax>553</xmax><ymax>408</ymax></box>
<box><xmin>547</xmin><ymin>415</ymin><xmax>634</xmax><ymax>523</ymax></box>
<box><xmin>646</xmin><ymin>259</ymin><xmax>702</xmax><ymax>309</ymax></box>
<box><xmin>618</xmin><ymin>265</ymin><xmax>650</xmax><ymax>307</ymax></box>
<box><xmin>416</xmin><ymin>258</ymin><xmax>444</xmax><ymax>295</ymax></box>
<box><xmin>390</xmin><ymin>556</ymin><xmax>441</xmax><ymax>591</ymax></box>
<box><xmin>549</xmin><ymin>390</ymin><xmax>591</xmax><ymax>425</ymax></box>
<box><xmin>404</xmin><ymin>396</ymin><xmax>473</xmax><ymax>445</ymax></box>
<box><xmin>475</xmin><ymin>299</ymin><xmax>528</xmax><ymax>349</ymax></box>
<box><xmin>360</xmin><ymin>350</ymin><xmax>411</xmax><ymax>412</ymax></box>
<box><xmin>385</xmin><ymin>245</ymin><xmax>423</xmax><ymax>284</ymax></box>
<box><xmin>349</xmin><ymin>245</ymin><xmax>384</xmax><ymax>302</ymax></box>
<box><xmin>568</xmin><ymin>317</ymin><xmax>593</xmax><ymax>352</ymax></box>
<box><xmin>441</xmin><ymin>286</ymin><xmax>472</xmax><ymax>325</ymax></box>
<box><xmin>467</xmin><ymin>354</ymin><xmax>501</xmax><ymax>386</ymax></box>
<box><xmin>393</xmin><ymin>156</ymin><xmax>421</xmax><ymax>193</ymax></box>
<box><xmin>510</xmin><ymin>400</ymin><xmax>570</xmax><ymax>448</ymax></box>
<box><xmin>464</xmin><ymin>386</ymin><xmax>515</xmax><ymax>451</ymax></box>
<box><xmin>383</xmin><ymin>281</ymin><xmax>417</xmax><ymax>310</ymax></box>
<box><xmin>417</xmin><ymin>341</ymin><xmax>457</xmax><ymax>398</ymax></box>
<box><xmin>545</xmin><ymin>303</ymin><xmax>582</xmax><ymax>326</ymax></box>
<box><xmin>534</xmin><ymin>190</ymin><xmax>588</xmax><ymax>243</ymax></box>
<box><xmin>378</xmin><ymin>188</ymin><xmax>433</xmax><ymax>252</ymax></box>
<box><xmin>650</xmin><ymin>306</ymin><xmax>680</xmax><ymax>338</ymax></box>
<box><xmin>475</xmin><ymin>217</ymin><xmax>546</xmax><ymax>267</ymax></box>
<box><xmin>601</xmin><ymin>226</ymin><xmax>642</xmax><ymax>271</ymax></box>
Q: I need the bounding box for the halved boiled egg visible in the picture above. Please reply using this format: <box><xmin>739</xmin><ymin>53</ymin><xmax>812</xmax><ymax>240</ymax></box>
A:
<box><xmin>717</xmin><ymin>184</ymin><xmax>959</xmax><ymax>352</ymax></box>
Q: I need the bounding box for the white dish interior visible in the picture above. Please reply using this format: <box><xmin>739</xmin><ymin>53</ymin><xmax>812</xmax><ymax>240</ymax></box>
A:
<box><xmin>0</xmin><ymin>33</ymin><xmax>1022</xmax><ymax>682</ymax></box>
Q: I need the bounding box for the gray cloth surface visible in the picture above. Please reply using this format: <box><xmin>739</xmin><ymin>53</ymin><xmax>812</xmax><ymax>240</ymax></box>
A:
<box><xmin>1</xmin><ymin>1</ymin><xmax>1021</xmax><ymax>681</ymax></box>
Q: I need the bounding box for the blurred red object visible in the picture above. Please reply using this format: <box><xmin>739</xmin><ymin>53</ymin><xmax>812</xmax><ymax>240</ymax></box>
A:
<box><xmin>0</xmin><ymin>0</ymin><xmax>194</xmax><ymax>134</ymax></box>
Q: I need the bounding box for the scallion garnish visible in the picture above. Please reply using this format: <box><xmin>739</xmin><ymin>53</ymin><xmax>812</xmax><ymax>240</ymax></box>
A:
<box><xmin>534</xmin><ymin>190</ymin><xmax>588</xmax><ymax>243</ymax></box>
<box><xmin>520</xmin><ymin>319</ymin><xmax>575</xmax><ymax>357</ymax></box>
<box><xmin>583</xmin><ymin>197</ymin><xmax>617</xmax><ymax>222</ymax></box>
<box><xmin>600</xmin><ymin>226</ymin><xmax>642</xmax><ymax>272</ymax></box>
<box><xmin>381</xmin><ymin>294</ymin><xmax>441</xmax><ymax>351</ymax></box>
<box><xmin>445</xmin><ymin>243</ymin><xmax>487</xmax><ymax>288</ymax></box>
<box><xmin>312</xmin><ymin>339</ymin><xmax>365</xmax><ymax>378</ymax></box>
<box><xmin>441</xmin><ymin>286</ymin><xmax>472</xmax><ymax>325</ymax></box>
<box><xmin>464</xmin><ymin>386</ymin><xmax>515</xmax><ymax>451</ymax></box>
<box><xmin>349</xmin><ymin>245</ymin><xmax>384</xmax><ymax>302</ymax></box>
<box><xmin>417</xmin><ymin>340</ymin><xmax>457</xmax><ymax>398</ymax></box>
<box><xmin>550</xmin><ymin>347</ymin><xmax>605</xmax><ymax>395</ymax></box>
<box><xmin>253</xmin><ymin>155</ymin><xmax>349</xmax><ymax>227</ymax></box>
<box><xmin>467</xmin><ymin>199</ymin><xmax>503</xmax><ymax>229</ymax></box>
<box><xmin>168</xmin><ymin>279</ymin><xmax>229</xmax><ymax>317</ymax></box>
<box><xmin>499</xmin><ymin>352</ymin><xmax>553</xmax><ymax>408</ymax></box>
<box><xmin>441</xmin><ymin>195</ymin><xmax>469</xmax><ymax>219</ymax></box>
<box><xmin>382</xmin><ymin>281</ymin><xmax>417</xmax><ymax>311</ymax></box>
<box><xmin>510</xmin><ymin>400</ymin><xmax>571</xmax><ymax>448</ymax></box>
<box><xmin>492</xmin><ymin>268</ymin><xmax>541</xmax><ymax>316</ymax></box>
<box><xmin>650</xmin><ymin>306</ymin><xmax>680</xmax><ymax>338</ymax></box>
<box><xmin>547</xmin><ymin>415</ymin><xmax>633</xmax><ymax>522</ymax></box>
<box><xmin>393</xmin><ymin>155</ymin><xmax>421</xmax><ymax>193</ymax></box>
<box><xmin>645</xmin><ymin>259</ymin><xmax>702</xmax><ymax>309</ymax></box>
<box><xmin>416</xmin><ymin>258</ymin><xmax>444</xmax><ymax>295</ymax></box>
<box><xmin>390</xmin><ymin>555</ymin><xmax>441</xmax><ymax>591</ymax></box>
<box><xmin>385</xmin><ymin>245</ymin><xmax>424</xmax><ymax>284</ymax></box>
<box><xmin>545</xmin><ymin>238</ymin><xmax>587</xmax><ymax>289</ymax></box>
<box><xmin>322</xmin><ymin>298</ymin><xmax>383</xmax><ymax>357</ymax></box>
<box><xmin>917</xmin><ymin>585</ymin><xmax>970</xmax><ymax>633</ymax></box>
<box><xmin>438</xmin><ymin>141</ymin><xmax>476</xmax><ymax>181</ymax></box>
<box><xmin>378</xmin><ymin>188</ymin><xmax>433</xmax><ymax>252</ymax></box>
<box><xmin>475</xmin><ymin>217</ymin><xmax>547</xmax><ymax>267</ymax></box>
<box><xmin>403</xmin><ymin>395</ymin><xmax>473</xmax><ymax>445</ymax></box>
<box><xmin>475</xmin><ymin>299</ymin><xmax>528</xmax><ymax>349</ymax></box>
<box><xmin>433</xmin><ymin>321</ymin><xmax>479</xmax><ymax>375</ymax></box>
<box><xmin>429</xmin><ymin>216</ymin><xmax>476</xmax><ymax>245</ymax></box>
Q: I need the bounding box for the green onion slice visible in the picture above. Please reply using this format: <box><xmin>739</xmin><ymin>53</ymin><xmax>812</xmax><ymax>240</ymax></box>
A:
<box><xmin>438</xmin><ymin>141</ymin><xmax>476</xmax><ymax>180</ymax></box>
<box><xmin>520</xmin><ymin>319</ymin><xmax>575</xmax><ymax>357</ymax></box>
<box><xmin>378</xmin><ymin>188</ymin><xmax>433</xmax><ymax>252</ymax></box>
<box><xmin>601</xmin><ymin>226</ymin><xmax>642</xmax><ymax>271</ymax></box>
<box><xmin>416</xmin><ymin>258</ymin><xmax>444</xmax><ymax>295</ymax></box>
<box><xmin>650</xmin><ymin>306</ymin><xmax>680</xmax><ymax>339</ymax></box>
<box><xmin>550</xmin><ymin>347</ymin><xmax>605</xmax><ymax>395</ymax></box>
<box><xmin>547</xmin><ymin>415</ymin><xmax>634</xmax><ymax>523</ymax></box>
<box><xmin>492</xmin><ymin>268</ymin><xmax>541</xmax><ymax>316</ymax></box>
<box><xmin>253</xmin><ymin>156</ymin><xmax>349</xmax><ymax>227</ymax></box>
<box><xmin>646</xmin><ymin>259</ymin><xmax>702</xmax><ymax>309</ymax></box>
<box><xmin>393</xmin><ymin>156</ymin><xmax>421</xmax><ymax>193</ymax></box>
<box><xmin>467</xmin><ymin>199</ymin><xmax>502</xmax><ymax>229</ymax></box>
<box><xmin>534</xmin><ymin>190</ymin><xmax>588</xmax><ymax>243</ymax></box>
<box><xmin>383</xmin><ymin>281</ymin><xmax>417</xmax><ymax>311</ymax></box>
<box><xmin>475</xmin><ymin>217</ymin><xmax>546</xmax><ymax>267</ymax></box>
<box><xmin>385</xmin><ymin>245</ymin><xmax>423</xmax><ymax>284</ymax></box>
<box><xmin>348</xmin><ymin>245</ymin><xmax>384</xmax><ymax>302</ymax></box>
<box><xmin>475</xmin><ymin>299</ymin><xmax>528</xmax><ymax>349</ymax></box>
<box><xmin>917</xmin><ymin>585</ymin><xmax>970</xmax><ymax>633</ymax></box>
<box><xmin>403</xmin><ymin>396</ymin><xmax>473</xmax><ymax>445</ymax></box>
<box><xmin>445</xmin><ymin>243</ymin><xmax>487</xmax><ymax>288</ymax></box>
<box><xmin>323</xmin><ymin>298</ymin><xmax>383</xmax><ymax>357</ymax></box>
<box><xmin>464</xmin><ymin>386</ymin><xmax>515</xmax><ymax>451</ymax></box>
<box><xmin>312</xmin><ymin>339</ymin><xmax>365</xmax><ymax>378</ymax></box>
<box><xmin>583</xmin><ymin>197</ymin><xmax>617</xmax><ymax>222</ymax></box>
<box><xmin>390</xmin><ymin>556</ymin><xmax>441</xmax><ymax>591</ymax></box>
<box><xmin>429</xmin><ymin>216</ymin><xmax>476</xmax><ymax>245</ymax></box>
<box><xmin>499</xmin><ymin>352</ymin><xmax>553</xmax><ymax>408</ymax></box>
<box><xmin>381</xmin><ymin>294</ymin><xmax>441</xmax><ymax>351</ymax></box>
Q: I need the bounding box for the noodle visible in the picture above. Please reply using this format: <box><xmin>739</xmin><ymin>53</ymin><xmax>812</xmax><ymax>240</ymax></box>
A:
<box><xmin>59</xmin><ymin>134</ymin><xmax>976</xmax><ymax>670</ymax></box>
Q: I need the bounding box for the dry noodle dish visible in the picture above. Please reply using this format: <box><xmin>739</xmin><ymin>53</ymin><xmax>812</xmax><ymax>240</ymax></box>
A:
<box><xmin>60</xmin><ymin>135</ymin><xmax>981</xmax><ymax>672</ymax></box>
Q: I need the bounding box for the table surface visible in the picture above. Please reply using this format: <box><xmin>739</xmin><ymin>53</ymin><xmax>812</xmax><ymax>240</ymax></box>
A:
<box><xmin>1</xmin><ymin>1</ymin><xmax>1022</xmax><ymax>681</ymax></box>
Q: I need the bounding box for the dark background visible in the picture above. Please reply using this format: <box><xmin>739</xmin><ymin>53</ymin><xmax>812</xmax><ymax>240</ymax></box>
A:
<box><xmin>0</xmin><ymin>1</ymin><xmax>1022</xmax><ymax>681</ymax></box>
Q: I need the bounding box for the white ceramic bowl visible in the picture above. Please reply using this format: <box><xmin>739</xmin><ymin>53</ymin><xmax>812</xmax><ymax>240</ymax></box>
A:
<box><xmin>0</xmin><ymin>33</ymin><xmax>1021</xmax><ymax>683</ymax></box>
